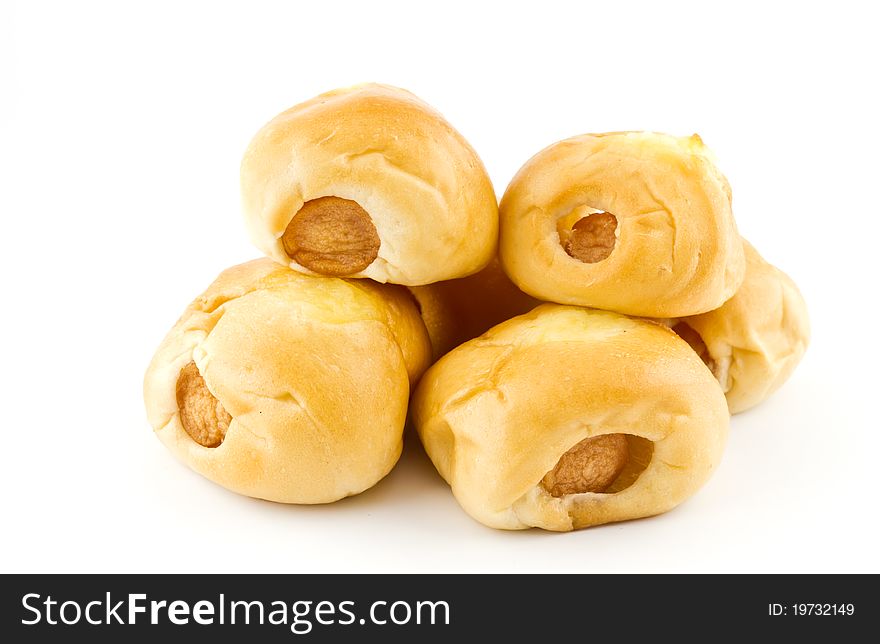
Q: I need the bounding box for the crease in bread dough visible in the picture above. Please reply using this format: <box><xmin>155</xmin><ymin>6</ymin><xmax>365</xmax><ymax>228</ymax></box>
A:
<box><xmin>441</xmin><ymin>347</ymin><xmax>516</xmax><ymax>414</ymax></box>
<box><xmin>176</xmin><ymin>362</ymin><xmax>232</xmax><ymax>448</ymax></box>
<box><xmin>190</xmin><ymin>295</ymin><xmax>231</xmax><ymax>316</ymax></box>
<box><xmin>239</xmin><ymin>387</ymin><xmax>330</xmax><ymax>442</ymax></box>
<box><xmin>643</xmin><ymin>180</ymin><xmax>677</xmax><ymax>267</ymax></box>
<box><xmin>193</xmin><ymin>289</ymin><xmax>253</xmax><ymax>316</ymax></box>
<box><xmin>713</xmin><ymin>354</ymin><xmax>733</xmax><ymax>393</ymax></box>
<box><xmin>156</xmin><ymin>413</ymin><xmax>178</xmax><ymax>435</ymax></box>
<box><xmin>778</xmin><ymin>284</ymin><xmax>791</xmax><ymax>331</ymax></box>
<box><xmin>342</xmin><ymin>149</ymin><xmax>450</xmax><ymax>210</ymax></box>
<box><xmin>227</xmin><ymin>418</ymin><xmax>269</xmax><ymax>448</ymax></box>
<box><xmin>314</xmin><ymin>126</ymin><xmax>340</xmax><ymax>147</ymax></box>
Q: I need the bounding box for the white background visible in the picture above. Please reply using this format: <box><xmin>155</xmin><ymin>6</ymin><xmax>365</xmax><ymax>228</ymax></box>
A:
<box><xmin>3</xmin><ymin>0</ymin><xmax>878</xmax><ymax>573</ymax></box>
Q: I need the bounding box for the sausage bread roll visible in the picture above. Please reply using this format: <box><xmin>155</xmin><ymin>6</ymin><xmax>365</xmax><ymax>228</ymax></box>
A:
<box><xmin>241</xmin><ymin>84</ymin><xmax>498</xmax><ymax>285</ymax></box>
<box><xmin>413</xmin><ymin>304</ymin><xmax>728</xmax><ymax>530</ymax></box>
<box><xmin>499</xmin><ymin>132</ymin><xmax>745</xmax><ymax>317</ymax></box>
<box><xmin>144</xmin><ymin>259</ymin><xmax>431</xmax><ymax>503</ymax></box>
<box><xmin>670</xmin><ymin>239</ymin><xmax>809</xmax><ymax>414</ymax></box>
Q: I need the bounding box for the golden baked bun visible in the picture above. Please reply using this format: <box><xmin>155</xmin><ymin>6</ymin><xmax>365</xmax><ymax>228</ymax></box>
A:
<box><xmin>499</xmin><ymin>132</ymin><xmax>745</xmax><ymax>317</ymax></box>
<box><xmin>412</xmin><ymin>304</ymin><xmax>729</xmax><ymax>531</ymax></box>
<box><xmin>241</xmin><ymin>84</ymin><xmax>498</xmax><ymax>285</ymax></box>
<box><xmin>143</xmin><ymin>258</ymin><xmax>431</xmax><ymax>504</ymax></box>
<box><xmin>669</xmin><ymin>239</ymin><xmax>809</xmax><ymax>414</ymax></box>
<box><xmin>407</xmin><ymin>258</ymin><xmax>542</xmax><ymax>359</ymax></box>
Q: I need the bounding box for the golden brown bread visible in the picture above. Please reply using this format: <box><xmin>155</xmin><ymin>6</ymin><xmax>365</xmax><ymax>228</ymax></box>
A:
<box><xmin>499</xmin><ymin>132</ymin><xmax>745</xmax><ymax>317</ymax></box>
<box><xmin>241</xmin><ymin>84</ymin><xmax>498</xmax><ymax>285</ymax></box>
<box><xmin>407</xmin><ymin>258</ymin><xmax>542</xmax><ymax>359</ymax></box>
<box><xmin>412</xmin><ymin>304</ymin><xmax>729</xmax><ymax>530</ymax></box>
<box><xmin>143</xmin><ymin>258</ymin><xmax>432</xmax><ymax>504</ymax></box>
<box><xmin>670</xmin><ymin>239</ymin><xmax>810</xmax><ymax>414</ymax></box>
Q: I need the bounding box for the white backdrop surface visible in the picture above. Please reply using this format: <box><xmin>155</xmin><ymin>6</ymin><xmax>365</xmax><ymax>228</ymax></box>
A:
<box><xmin>2</xmin><ymin>0</ymin><xmax>877</xmax><ymax>572</ymax></box>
